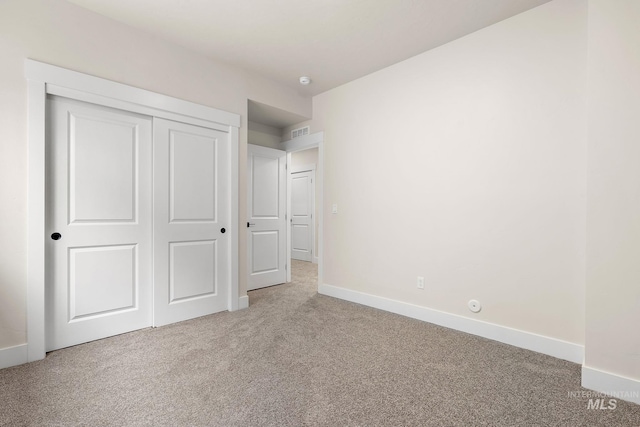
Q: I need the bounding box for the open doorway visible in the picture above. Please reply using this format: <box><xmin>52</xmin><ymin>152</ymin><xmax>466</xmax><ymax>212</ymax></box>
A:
<box><xmin>288</xmin><ymin>147</ymin><xmax>319</xmax><ymax>284</ymax></box>
<box><xmin>290</xmin><ymin>148</ymin><xmax>318</xmax><ymax>264</ymax></box>
<box><xmin>284</xmin><ymin>134</ymin><xmax>323</xmax><ymax>288</ymax></box>
<box><xmin>246</xmin><ymin>99</ymin><xmax>323</xmax><ymax>294</ymax></box>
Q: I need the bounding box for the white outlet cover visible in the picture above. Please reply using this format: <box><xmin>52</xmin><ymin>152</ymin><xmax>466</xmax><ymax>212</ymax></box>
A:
<box><xmin>468</xmin><ymin>299</ymin><xmax>481</xmax><ymax>313</ymax></box>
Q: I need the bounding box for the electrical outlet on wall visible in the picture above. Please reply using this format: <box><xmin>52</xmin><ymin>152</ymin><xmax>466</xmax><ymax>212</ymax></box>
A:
<box><xmin>417</xmin><ymin>276</ymin><xmax>425</xmax><ymax>289</ymax></box>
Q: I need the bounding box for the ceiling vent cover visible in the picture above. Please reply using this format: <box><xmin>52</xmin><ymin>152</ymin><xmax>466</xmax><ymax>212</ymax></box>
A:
<box><xmin>291</xmin><ymin>126</ymin><xmax>310</xmax><ymax>139</ymax></box>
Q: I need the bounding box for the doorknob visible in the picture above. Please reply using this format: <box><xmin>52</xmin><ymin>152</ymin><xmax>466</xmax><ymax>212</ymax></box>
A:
<box><xmin>247</xmin><ymin>222</ymin><xmax>256</xmax><ymax>227</ymax></box>
<box><xmin>221</xmin><ymin>228</ymin><xmax>226</xmax><ymax>234</ymax></box>
<box><xmin>51</xmin><ymin>232</ymin><xmax>62</xmax><ymax>240</ymax></box>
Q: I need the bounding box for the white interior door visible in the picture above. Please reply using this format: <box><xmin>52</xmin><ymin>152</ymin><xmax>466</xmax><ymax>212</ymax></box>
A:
<box><xmin>291</xmin><ymin>170</ymin><xmax>314</xmax><ymax>262</ymax></box>
<box><xmin>153</xmin><ymin>118</ymin><xmax>230</xmax><ymax>326</ymax></box>
<box><xmin>46</xmin><ymin>96</ymin><xmax>153</xmax><ymax>351</ymax></box>
<box><xmin>247</xmin><ymin>144</ymin><xmax>286</xmax><ymax>290</ymax></box>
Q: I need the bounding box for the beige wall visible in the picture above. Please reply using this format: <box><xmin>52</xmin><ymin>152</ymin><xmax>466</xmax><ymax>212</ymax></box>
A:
<box><xmin>310</xmin><ymin>0</ymin><xmax>587</xmax><ymax>344</ymax></box>
<box><xmin>0</xmin><ymin>0</ymin><xmax>311</xmax><ymax>350</ymax></box>
<box><xmin>291</xmin><ymin>147</ymin><xmax>318</xmax><ymax>169</ymax></box>
<box><xmin>291</xmin><ymin>148</ymin><xmax>319</xmax><ymax>258</ymax></box>
<box><xmin>247</xmin><ymin>121</ymin><xmax>283</xmax><ymax>150</ymax></box>
<box><xmin>585</xmin><ymin>0</ymin><xmax>640</xmax><ymax>380</ymax></box>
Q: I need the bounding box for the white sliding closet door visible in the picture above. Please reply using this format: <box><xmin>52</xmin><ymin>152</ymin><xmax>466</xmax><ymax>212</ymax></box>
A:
<box><xmin>47</xmin><ymin>102</ymin><xmax>233</xmax><ymax>350</ymax></box>
<box><xmin>153</xmin><ymin>118</ymin><xmax>230</xmax><ymax>326</ymax></box>
<box><xmin>46</xmin><ymin>96</ymin><xmax>153</xmax><ymax>351</ymax></box>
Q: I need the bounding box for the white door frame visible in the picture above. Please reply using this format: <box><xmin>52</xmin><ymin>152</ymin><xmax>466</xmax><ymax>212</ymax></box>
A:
<box><xmin>282</xmin><ymin>132</ymin><xmax>324</xmax><ymax>284</ymax></box>
<box><xmin>25</xmin><ymin>60</ymin><xmax>241</xmax><ymax>363</ymax></box>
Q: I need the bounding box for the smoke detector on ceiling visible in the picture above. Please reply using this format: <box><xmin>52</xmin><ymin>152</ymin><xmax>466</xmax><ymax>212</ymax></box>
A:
<box><xmin>299</xmin><ymin>76</ymin><xmax>311</xmax><ymax>85</ymax></box>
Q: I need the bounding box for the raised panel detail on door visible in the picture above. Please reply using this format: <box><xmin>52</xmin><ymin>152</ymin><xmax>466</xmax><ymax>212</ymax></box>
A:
<box><xmin>70</xmin><ymin>113</ymin><xmax>137</xmax><ymax>223</ymax></box>
<box><xmin>252</xmin><ymin>156</ymin><xmax>280</xmax><ymax>218</ymax></box>
<box><xmin>169</xmin><ymin>240</ymin><xmax>217</xmax><ymax>302</ymax></box>
<box><xmin>247</xmin><ymin>144</ymin><xmax>286</xmax><ymax>290</ymax></box>
<box><xmin>251</xmin><ymin>231</ymin><xmax>279</xmax><ymax>273</ymax></box>
<box><xmin>154</xmin><ymin>118</ymin><xmax>229</xmax><ymax>327</ymax></box>
<box><xmin>170</xmin><ymin>131</ymin><xmax>216</xmax><ymax>222</ymax></box>
<box><xmin>46</xmin><ymin>96</ymin><xmax>152</xmax><ymax>352</ymax></box>
<box><xmin>69</xmin><ymin>245</ymin><xmax>136</xmax><ymax>320</ymax></box>
<box><xmin>291</xmin><ymin>225</ymin><xmax>310</xmax><ymax>253</ymax></box>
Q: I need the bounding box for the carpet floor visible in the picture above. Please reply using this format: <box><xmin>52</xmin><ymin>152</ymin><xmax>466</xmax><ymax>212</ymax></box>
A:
<box><xmin>1</xmin><ymin>260</ymin><xmax>639</xmax><ymax>426</ymax></box>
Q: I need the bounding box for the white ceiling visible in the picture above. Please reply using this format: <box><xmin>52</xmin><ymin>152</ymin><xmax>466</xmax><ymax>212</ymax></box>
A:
<box><xmin>66</xmin><ymin>0</ymin><xmax>551</xmax><ymax>98</ymax></box>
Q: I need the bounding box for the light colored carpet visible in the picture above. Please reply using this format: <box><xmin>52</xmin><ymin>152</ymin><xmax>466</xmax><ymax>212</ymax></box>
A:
<box><xmin>1</xmin><ymin>260</ymin><xmax>639</xmax><ymax>426</ymax></box>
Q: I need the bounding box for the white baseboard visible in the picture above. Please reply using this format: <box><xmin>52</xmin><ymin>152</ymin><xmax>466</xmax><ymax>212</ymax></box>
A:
<box><xmin>313</xmin><ymin>256</ymin><xmax>318</xmax><ymax>265</ymax></box>
<box><xmin>0</xmin><ymin>344</ymin><xmax>28</xmax><ymax>370</ymax></box>
<box><xmin>319</xmin><ymin>283</ymin><xmax>584</xmax><ymax>364</ymax></box>
<box><xmin>582</xmin><ymin>366</ymin><xmax>640</xmax><ymax>405</ymax></box>
<box><xmin>238</xmin><ymin>295</ymin><xmax>249</xmax><ymax>310</ymax></box>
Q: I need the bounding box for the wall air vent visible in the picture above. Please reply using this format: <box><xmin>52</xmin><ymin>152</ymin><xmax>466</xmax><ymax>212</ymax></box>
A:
<box><xmin>291</xmin><ymin>126</ymin><xmax>310</xmax><ymax>139</ymax></box>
